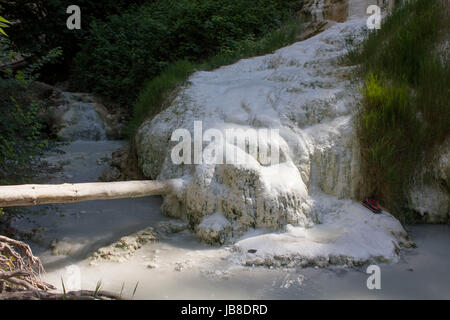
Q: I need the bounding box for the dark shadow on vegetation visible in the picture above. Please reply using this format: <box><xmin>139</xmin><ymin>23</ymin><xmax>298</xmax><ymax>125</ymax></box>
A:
<box><xmin>347</xmin><ymin>0</ymin><xmax>449</xmax><ymax>223</ymax></box>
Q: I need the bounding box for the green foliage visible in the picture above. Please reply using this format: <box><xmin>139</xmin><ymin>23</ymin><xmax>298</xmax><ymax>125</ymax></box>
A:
<box><xmin>0</xmin><ymin>40</ymin><xmax>61</xmax><ymax>183</ymax></box>
<box><xmin>130</xmin><ymin>60</ymin><xmax>195</xmax><ymax>135</ymax></box>
<box><xmin>72</xmin><ymin>0</ymin><xmax>301</xmax><ymax>107</ymax></box>
<box><xmin>353</xmin><ymin>0</ymin><xmax>449</xmax><ymax>218</ymax></box>
<box><xmin>71</xmin><ymin>11</ymin><xmax>172</xmax><ymax>107</ymax></box>
<box><xmin>0</xmin><ymin>1</ymin><xmax>146</xmax><ymax>83</ymax></box>
<box><xmin>0</xmin><ymin>1</ymin><xmax>144</xmax><ymax>56</ymax></box>
<box><xmin>0</xmin><ymin>98</ymin><xmax>46</xmax><ymax>163</ymax></box>
<box><xmin>357</xmin><ymin>74</ymin><xmax>422</xmax><ymax>208</ymax></box>
<box><xmin>202</xmin><ymin>19</ymin><xmax>301</xmax><ymax>70</ymax></box>
<box><xmin>21</xmin><ymin>47</ymin><xmax>63</xmax><ymax>81</ymax></box>
<box><xmin>0</xmin><ymin>15</ymin><xmax>10</xmax><ymax>37</ymax></box>
<box><xmin>0</xmin><ymin>86</ymin><xmax>48</xmax><ymax>182</ymax></box>
<box><xmin>129</xmin><ymin>19</ymin><xmax>302</xmax><ymax>136</ymax></box>
<box><xmin>353</xmin><ymin>0</ymin><xmax>446</xmax><ymax>84</ymax></box>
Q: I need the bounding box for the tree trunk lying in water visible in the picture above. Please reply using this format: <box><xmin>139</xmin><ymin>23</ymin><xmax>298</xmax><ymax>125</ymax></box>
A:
<box><xmin>0</xmin><ymin>180</ymin><xmax>176</xmax><ymax>207</ymax></box>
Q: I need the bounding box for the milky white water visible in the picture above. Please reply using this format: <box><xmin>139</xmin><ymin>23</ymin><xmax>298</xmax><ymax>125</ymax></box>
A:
<box><xmin>9</xmin><ymin>0</ymin><xmax>450</xmax><ymax>299</ymax></box>
<box><xmin>10</xmin><ymin>140</ymin><xmax>450</xmax><ymax>300</ymax></box>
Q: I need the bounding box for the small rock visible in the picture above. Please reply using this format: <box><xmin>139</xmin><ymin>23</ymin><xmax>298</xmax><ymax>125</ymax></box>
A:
<box><xmin>156</xmin><ymin>220</ymin><xmax>189</xmax><ymax>234</ymax></box>
<box><xmin>174</xmin><ymin>260</ymin><xmax>192</xmax><ymax>272</ymax></box>
<box><xmin>90</xmin><ymin>227</ymin><xmax>158</xmax><ymax>262</ymax></box>
<box><xmin>195</xmin><ymin>213</ymin><xmax>231</xmax><ymax>245</ymax></box>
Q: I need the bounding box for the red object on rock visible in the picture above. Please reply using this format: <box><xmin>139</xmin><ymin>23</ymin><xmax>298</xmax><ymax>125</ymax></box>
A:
<box><xmin>362</xmin><ymin>197</ymin><xmax>382</xmax><ymax>214</ymax></box>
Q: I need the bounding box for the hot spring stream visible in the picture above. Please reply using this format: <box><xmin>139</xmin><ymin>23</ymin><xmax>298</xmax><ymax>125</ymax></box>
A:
<box><xmin>10</xmin><ymin>140</ymin><xmax>450</xmax><ymax>299</ymax></box>
<box><xmin>7</xmin><ymin>0</ymin><xmax>449</xmax><ymax>299</ymax></box>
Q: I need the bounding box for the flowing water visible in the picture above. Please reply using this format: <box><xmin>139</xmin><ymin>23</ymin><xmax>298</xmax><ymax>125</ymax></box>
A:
<box><xmin>10</xmin><ymin>140</ymin><xmax>450</xmax><ymax>299</ymax></box>
<box><xmin>57</xmin><ymin>93</ymin><xmax>109</xmax><ymax>141</ymax></box>
<box><xmin>9</xmin><ymin>0</ymin><xmax>450</xmax><ymax>299</ymax></box>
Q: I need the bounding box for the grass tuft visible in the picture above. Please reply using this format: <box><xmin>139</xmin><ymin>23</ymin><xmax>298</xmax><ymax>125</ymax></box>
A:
<box><xmin>353</xmin><ymin>0</ymin><xmax>449</xmax><ymax>219</ymax></box>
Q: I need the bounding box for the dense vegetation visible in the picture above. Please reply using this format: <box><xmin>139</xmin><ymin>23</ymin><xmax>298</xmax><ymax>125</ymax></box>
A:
<box><xmin>351</xmin><ymin>0</ymin><xmax>449</xmax><ymax>220</ymax></box>
<box><xmin>0</xmin><ymin>1</ymin><xmax>144</xmax><ymax>54</ymax></box>
<box><xmin>71</xmin><ymin>0</ymin><xmax>301</xmax><ymax>109</ymax></box>
<box><xmin>0</xmin><ymin>0</ymin><xmax>303</xmax><ymax>173</ymax></box>
<box><xmin>130</xmin><ymin>19</ymin><xmax>301</xmax><ymax>134</ymax></box>
<box><xmin>1</xmin><ymin>1</ymin><xmax>148</xmax><ymax>82</ymax></box>
<box><xmin>0</xmin><ymin>0</ymin><xmax>303</xmax><ymax>180</ymax></box>
<box><xmin>2</xmin><ymin>0</ymin><xmax>448</xmax><ymax>223</ymax></box>
<box><xmin>0</xmin><ymin>27</ymin><xmax>62</xmax><ymax>236</ymax></box>
<box><xmin>0</xmin><ymin>39</ymin><xmax>61</xmax><ymax>184</ymax></box>
<box><xmin>2</xmin><ymin>0</ymin><xmax>302</xmax><ymax>129</ymax></box>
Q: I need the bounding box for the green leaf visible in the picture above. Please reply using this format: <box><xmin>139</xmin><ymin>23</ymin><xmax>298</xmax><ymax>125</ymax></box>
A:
<box><xmin>0</xmin><ymin>16</ymin><xmax>10</xmax><ymax>37</ymax></box>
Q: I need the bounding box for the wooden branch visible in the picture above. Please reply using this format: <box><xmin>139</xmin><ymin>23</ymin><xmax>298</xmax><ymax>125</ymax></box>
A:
<box><xmin>0</xmin><ymin>180</ymin><xmax>177</xmax><ymax>207</ymax></box>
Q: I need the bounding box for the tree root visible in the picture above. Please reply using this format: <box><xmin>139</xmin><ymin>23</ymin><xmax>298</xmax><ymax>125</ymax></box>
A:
<box><xmin>0</xmin><ymin>234</ymin><xmax>125</xmax><ymax>300</ymax></box>
<box><xmin>0</xmin><ymin>235</ymin><xmax>54</xmax><ymax>293</ymax></box>
<box><xmin>0</xmin><ymin>289</ymin><xmax>125</xmax><ymax>300</ymax></box>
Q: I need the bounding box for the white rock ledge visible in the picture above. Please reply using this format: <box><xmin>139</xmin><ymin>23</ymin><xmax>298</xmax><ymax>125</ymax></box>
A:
<box><xmin>231</xmin><ymin>193</ymin><xmax>410</xmax><ymax>267</ymax></box>
<box><xmin>136</xmin><ymin>12</ymin><xmax>410</xmax><ymax>265</ymax></box>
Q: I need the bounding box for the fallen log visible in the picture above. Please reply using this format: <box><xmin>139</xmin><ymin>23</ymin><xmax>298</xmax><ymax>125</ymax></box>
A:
<box><xmin>0</xmin><ymin>180</ymin><xmax>177</xmax><ymax>207</ymax></box>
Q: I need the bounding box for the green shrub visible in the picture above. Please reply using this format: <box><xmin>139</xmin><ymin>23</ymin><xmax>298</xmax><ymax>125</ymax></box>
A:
<box><xmin>353</xmin><ymin>0</ymin><xmax>449</xmax><ymax>218</ymax></box>
<box><xmin>129</xmin><ymin>18</ymin><xmax>302</xmax><ymax>136</ymax></box>
<box><xmin>0</xmin><ymin>1</ymin><xmax>144</xmax><ymax>56</ymax></box>
<box><xmin>0</xmin><ymin>40</ymin><xmax>60</xmax><ymax>183</ymax></box>
<box><xmin>72</xmin><ymin>0</ymin><xmax>301</xmax><ymax>107</ymax></box>
<box><xmin>0</xmin><ymin>82</ymin><xmax>49</xmax><ymax>182</ymax></box>
<box><xmin>1</xmin><ymin>1</ymin><xmax>146</xmax><ymax>83</ymax></box>
<box><xmin>72</xmin><ymin>12</ymin><xmax>171</xmax><ymax>106</ymax></box>
<box><xmin>202</xmin><ymin>19</ymin><xmax>300</xmax><ymax>70</ymax></box>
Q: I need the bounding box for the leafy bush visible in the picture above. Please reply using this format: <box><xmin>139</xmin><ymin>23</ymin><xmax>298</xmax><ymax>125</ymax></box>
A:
<box><xmin>0</xmin><ymin>0</ymin><xmax>147</xmax><ymax>83</ymax></box>
<box><xmin>129</xmin><ymin>19</ymin><xmax>302</xmax><ymax>135</ymax></box>
<box><xmin>71</xmin><ymin>11</ymin><xmax>172</xmax><ymax>107</ymax></box>
<box><xmin>0</xmin><ymin>40</ymin><xmax>61</xmax><ymax>183</ymax></box>
<box><xmin>202</xmin><ymin>19</ymin><xmax>301</xmax><ymax>70</ymax></box>
<box><xmin>72</xmin><ymin>0</ymin><xmax>302</xmax><ymax>107</ymax></box>
<box><xmin>0</xmin><ymin>95</ymin><xmax>47</xmax><ymax>181</ymax></box>
<box><xmin>353</xmin><ymin>0</ymin><xmax>449</xmax><ymax>217</ymax></box>
<box><xmin>0</xmin><ymin>0</ymin><xmax>145</xmax><ymax>56</ymax></box>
